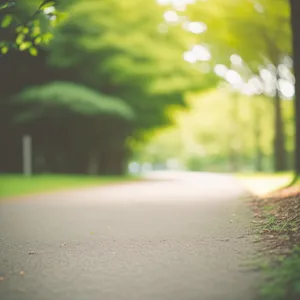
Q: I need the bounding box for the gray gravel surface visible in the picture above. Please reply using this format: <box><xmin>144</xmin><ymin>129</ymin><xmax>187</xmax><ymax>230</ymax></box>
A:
<box><xmin>0</xmin><ymin>171</ymin><xmax>260</xmax><ymax>300</ymax></box>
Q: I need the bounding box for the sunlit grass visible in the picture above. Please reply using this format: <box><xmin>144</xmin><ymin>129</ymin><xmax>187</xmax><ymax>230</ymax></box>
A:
<box><xmin>0</xmin><ymin>174</ymin><xmax>138</xmax><ymax>198</ymax></box>
<box><xmin>235</xmin><ymin>172</ymin><xmax>293</xmax><ymax>196</ymax></box>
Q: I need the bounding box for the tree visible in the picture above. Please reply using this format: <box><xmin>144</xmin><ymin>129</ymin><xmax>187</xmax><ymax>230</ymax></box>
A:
<box><xmin>133</xmin><ymin>89</ymin><xmax>294</xmax><ymax>173</ymax></box>
<box><xmin>48</xmin><ymin>0</ymin><xmax>210</xmax><ymax>130</ymax></box>
<box><xmin>14</xmin><ymin>81</ymin><xmax>134</xmax><ymax>175</ymax></box>
<box><xmin>185</xmin><ymin>0</ymin><xmax>291</xmax><ymax>171</ymax></box>
<box><xmin>290</xmin><ymin>0</ymin><xmax>300</xmax><ymax>176</ymax></box>
<box><xmin>0</xmin><ymin>0</ymin><xmax>210</xmax><ymax>175</ymax></box>
<box><xmin>45</xmin><ymin>0</ymin><xmax>212</xmax><ymax>173</ymax></box>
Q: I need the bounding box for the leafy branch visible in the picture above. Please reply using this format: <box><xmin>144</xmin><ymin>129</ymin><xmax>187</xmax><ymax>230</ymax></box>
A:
<box><xmin>0</xmin><ymin>0</ymin><xmax>67</xmax><ymax>56</ymax></box>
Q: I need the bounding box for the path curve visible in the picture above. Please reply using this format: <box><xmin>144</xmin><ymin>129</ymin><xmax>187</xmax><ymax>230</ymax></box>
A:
<box><xmin>0</xmin><ymin>171</ymin><xmax>260</xmax><ymax>300</ymax></box>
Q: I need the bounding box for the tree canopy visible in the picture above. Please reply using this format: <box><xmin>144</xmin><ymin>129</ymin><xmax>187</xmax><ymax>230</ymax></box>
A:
<box><xmin>0</xmin><ymin>0</ymin><xmax>209</xmax><ymax>175</ymax></box>
<box><xmin>47</xmin><ymin>0</ymin><xmax>216</xmax><ymax>128</ymax></box>
<box><xmin>15</xmin><ymin>81</ymin><xmax>134</xmax><ymax>122</ymax></box>
<box><xmin>132</xmin><ymin>88</ymin><xmax>294</xmax><ymax>172</ymax></box>
<box><xmin>0</xmin><ymin>0</ymin><xmax>297</xmax><ymax>176</ymax></box>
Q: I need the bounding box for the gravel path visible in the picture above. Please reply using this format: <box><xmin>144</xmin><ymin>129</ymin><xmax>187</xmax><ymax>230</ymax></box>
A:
<box><xmin>0</xmin><ymin>171</ymin><xmax>260</xmax><ymax>300</ymax></box>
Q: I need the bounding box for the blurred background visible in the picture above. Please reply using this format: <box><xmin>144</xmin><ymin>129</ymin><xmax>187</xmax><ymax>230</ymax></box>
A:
<box><xmin>0</xmin><ymin>0</ymin><xmax>296</xmax><ymax>195</ymax></box>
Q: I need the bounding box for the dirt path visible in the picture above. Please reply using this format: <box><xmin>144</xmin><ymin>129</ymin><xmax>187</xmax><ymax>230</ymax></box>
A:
<box><xmin>0</xmin><ymin>171</ymin><xmax>260</xmax><ymax>300</ymax></box>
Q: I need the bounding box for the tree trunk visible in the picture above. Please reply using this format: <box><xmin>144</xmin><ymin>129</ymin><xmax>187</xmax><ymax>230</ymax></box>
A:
<box><xmin>87</xmin><ymin>150</ymin><xmax>99</xmax><ymax>175</ymax></box>
<box><xmin>273</xmin><ymin>69</ymin><xmax>286</xmax><ymax>171</ymax></box>
<box><xmin>290</xmin><ymin>0</ymin><xmax>300</xmax><ymax>175</ymax></box>
<box><xmin>228</xmin><ymin>92</ymin><xmax>240</xmax><ymax>172</ymax></box>
<box><xmin>97</xmin><ymin>148</ymin><xmax>109</xmax><ymax>175</ymax></box>
<box><xmin>253</xmin><ymin>101</ymin><xmax>263</xmax><ymax>172</ymax></box>
<box><xmin>113</xmin><ymin>148</ymin><xmax>127</xmax><ymax>175</ymax></box>
<box><xmin>107</xmin><ymin>153</ymin><xmax>126</xmax><ymax>175</ymax></box>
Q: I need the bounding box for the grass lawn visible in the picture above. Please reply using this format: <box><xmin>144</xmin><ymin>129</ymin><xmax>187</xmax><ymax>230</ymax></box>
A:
<box><xmin>0</xmin><ymin>174</ymin><xmax>138</xmax><ymax>198</ymax></box>
<box><xmin>235</xmin><ymin>172</ymin><xmax>294</xmax><ymax>196</ymax></box>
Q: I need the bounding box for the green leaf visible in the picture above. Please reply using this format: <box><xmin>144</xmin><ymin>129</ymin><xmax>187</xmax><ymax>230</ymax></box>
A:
<box><xmin>16</xmin><ymin>34</ymin><xmax>25</xmax><ymax>45</ymax></box>
<box><xmin>29</xmin><ymin>47</ymin><xmax>38</xmax><ymax>56</ymax></box>
<box><xmin>22</xmin><ymin>27</ymin><xmax>29</xmax><ymax>34</ymax></box>
<box><xmin>19</xmin><ymin>42</ymin><xmax>31</xmax><ymax>51</ymax></box>
<box><xmin>42</xmin><ymin>32</ymin><xmax>54</xmax><ymax>44</ymax></box>
<box><xmin>1</xmin><ymin>46</ymin><xmax>8</xmax><ymax>55</ymax></box>
<box><xmin>34</xmin><ymin>37</ymin><xmax>42</xmax><ymax>45</ymax></box>
<box><xmin>16</xmin><ymin>26</ymin><xmax>23</xmax><ymax>33</ymax></box>
<box><xmin>40</xmin><ymin>1</ymin><xmax>55</xmax><ymax>10</ymax></box>
<box><xmin>0</xmin><ymin>3</ymin><xmax>9</xmax><ymax>10</ymax></box>
<box><xmin>0</xmin><ymin>1</ymin><xmax>15</xmax><ymax>10</ymax></box>
<box><xmin>1</xmin><ymin>14</ymin><xmax>12</xmax><ymax>28</ymax></box>
<box><xmin>31</xmin><ymin>25</ymin><xmax>41</xmax><ymax>37</ymax></box>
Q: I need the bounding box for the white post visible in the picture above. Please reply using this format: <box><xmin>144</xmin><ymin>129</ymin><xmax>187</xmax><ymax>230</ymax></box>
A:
<box><xmin>23</xmin><ymin>135</ymin><xmax>32</xmax><ymax>176</ymax></box>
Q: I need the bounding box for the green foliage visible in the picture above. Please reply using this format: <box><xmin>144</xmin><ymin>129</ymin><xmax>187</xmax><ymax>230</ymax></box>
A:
<box><xmin>185</xmin><ymin>0</ymin><xmax>291</xmax><ymax>67</ymax></box>
<box><xmin>260</xmin><ymin>247</ymin><xmax>300</xmax><ymax>300</ymax></box>
<box><xmin>1</xmin><ymin>14</ymin><xmax>12</xmax><ymax>28</ymax></box>
<box><xmin>183</xmin><ymin>0</ymin><xmax>292</xmax><ymax>172</ymax></box>
<box><xmin>47</xmin><ymin>0</ymin><xmax>213</xmax><ymax>129</ymax></box>
<box><xmin>1</xmin><ymin>0</ymin><xmax>294</xmax><ymax>175</ymax></box>
<box><xmin>0</xmin><ymin>2</ymin><xmax>15</xmax><ymax>11</ymax></box>
<box><xmin>15</xmin><ymin>81</ymin><xmax>134</xmax><ymax>122</ymax></box>
<box><xmin>1</xmin><ymin>0</ymin><xmax>209</xmax><ymax>175</ymax></box>
<box><xmin>132</xmin><ymin>89</ymin><xmax>294</xmax><ymax>172</ymax></box>
<box><xmin>0</xmin><ymin>0</ymin><xmax>64</xmax><ymax>55</ymax></box>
